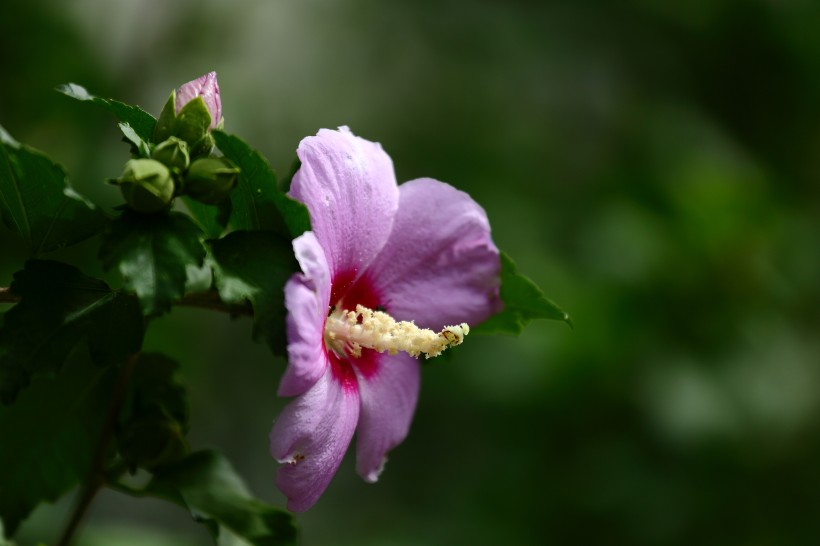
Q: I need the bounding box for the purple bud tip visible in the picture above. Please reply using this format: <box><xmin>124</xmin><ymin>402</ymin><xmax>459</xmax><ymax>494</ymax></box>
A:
<box><xmin>175</xmin><ymin>71</ymin><xmax>222</xmax><ymax>129</ymax></box>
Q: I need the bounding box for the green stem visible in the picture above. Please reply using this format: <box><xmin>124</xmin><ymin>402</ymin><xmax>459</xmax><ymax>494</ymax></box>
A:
<box><xmin>56</xmin><ymin>353</ymin><xmax>139</xmax><ymax>546</ymax></box>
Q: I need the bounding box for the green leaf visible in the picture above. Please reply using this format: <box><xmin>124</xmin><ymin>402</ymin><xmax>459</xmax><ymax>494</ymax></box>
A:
<box><xmin>99</xmin><ymin>211</ymin><xmax>207</xmax><ymax>317</ymax></box>
<box><xmin>0</xmin><ymin>260</ymin><xmax>143</xmax><ymax>404</ymax></box>
<box><xmin>119</xmin><ymin>450</ymin><xmax>298</xmax><ymax>545</ymax></box>
<box><xmin>182</xmin><ymin>196</ymin><xmax>231</xmax><ymax>239</ymax></box>
<box><xmin>119</xmin><ymin>122</ymin><xmax>151</xmax><ymax>158</ymax></box>
<box><xmin>474</xmin><ymin>252</ymin><xmax>572</xmax><ymax>335</ymax></box>
<box><xmin>117</xmin><ymin>353</ymin><xmax>189</xmax><ymax>471</ymax></box>
<box><xmin>0</xmin><ymin>125</ymin><xmax>106</xmax><ymax>256</ymax></box>
<box><xmin>209</xmin><ymin>231</ymin><xmax>297</xmax><ymax>355</ymax></box>
<box><xmin>0</xmin><ymin>346</ymin><xmax>120</xmax><ymax>536</ymax></box>
<box><xmin>57</xmin><ymin>83</ymin><xmax>157</xmax><ymax>143</ymax></box>
<box><xmin>212</xmin><ymin>131</ymin><xmax>310</xmax><ymax>238</ymax></box>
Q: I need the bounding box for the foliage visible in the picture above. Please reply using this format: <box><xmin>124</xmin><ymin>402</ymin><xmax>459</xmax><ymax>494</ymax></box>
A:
<box><xmin>0</xmin><ymin>78</ymin><xmax>562</xmax><ymax>545</ymax></box>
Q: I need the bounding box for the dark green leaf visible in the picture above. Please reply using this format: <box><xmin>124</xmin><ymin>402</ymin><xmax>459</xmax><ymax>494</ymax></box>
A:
<box><xmin>181</xmin><ymin>196</ymin><xmax>231</xmax><ymax>239</ymax></box>
<box><xmin>209</xmin><ymin>231</ymin><xmax>297</xmax><ymax>355</ymax></box>
<box><xmin>119</xmin><ymin>450</ymin><xmax>298</xmax><ymax>545</ymax></box>
<box><xmin>99</xmin><ymin>211</ymin><xmax>207</xmax><ymax>317</ymax></box>
<box><xmin>0</xmin><ymin>346</ymin><xmax>119</xmax><ymax>536</ymax></box>
<box><xmin>117</xmin><ymin>353</ymin><xmax>189</xmax><ymax>470</ymax></box>
<box><xmin>474</xmin><ymin>252</ymin><xmax>572</xmax><ymax>335</ymax></box>
<box><xmin>57</xmin><ymin>83</ymin><xmax>157</xmax><ymax>143</ymax></box>
<box><xmin>0</xmin><ymin>125</ymin><xmax>106</xmax><ymax>256</ymax></box>
<box><xmin>212</xmin><ymin>131</ymin><xmax>310</xmax><ymax>238</ymax></box>
<box><xmin>0</xmin><ymin>260</ymin><xmax>143</xmax><ymax>404</ymax></box>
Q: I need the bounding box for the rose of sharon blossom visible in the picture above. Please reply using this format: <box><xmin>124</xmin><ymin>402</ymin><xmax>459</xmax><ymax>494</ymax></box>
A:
<box><xmin>175</xmin><ymin>71</ymin><xmax>222</xmax><ymax>129</ymax></box>
<box><xmin>270</xmin><ymin>127</ymin><xmax>502</xmax><ymax>512</ymax></box>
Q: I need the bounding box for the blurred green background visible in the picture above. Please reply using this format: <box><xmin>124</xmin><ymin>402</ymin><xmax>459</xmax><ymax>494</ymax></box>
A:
<box><xmin>3</xmin><ymin>0</ymin><xmax>820</xmax><ymax>544</ymax></box>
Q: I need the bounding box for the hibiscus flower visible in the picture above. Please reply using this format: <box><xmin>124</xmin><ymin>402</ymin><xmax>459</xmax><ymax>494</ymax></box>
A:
<box><xmin>270</xmin><ymin>127</ymin><xmax>502</xmax><ymax>511</ymax></box>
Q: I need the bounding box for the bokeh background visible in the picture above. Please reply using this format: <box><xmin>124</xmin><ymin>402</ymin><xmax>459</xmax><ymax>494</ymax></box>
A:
<box><xmin>3</xmin><ymin>0</ymin><xmax>820</xmax><ymax>544</ymax></box>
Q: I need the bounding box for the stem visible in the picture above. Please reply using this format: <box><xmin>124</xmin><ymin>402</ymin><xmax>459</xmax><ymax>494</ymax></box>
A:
<box><xmin>56</xmin><ymin>353</ymin><xmax>139</xmax><ymax>546</ymax></box>
<box><xmin>0</xmin><ymin>287</ymin><xmax>252</xmax><ymax>316</ymax></box>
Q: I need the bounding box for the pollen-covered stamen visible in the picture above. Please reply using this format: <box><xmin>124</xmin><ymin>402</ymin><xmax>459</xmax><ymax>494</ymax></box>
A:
<box><xmin>324</xmin><ymin>304</ymin><xmax>469</xmax><ymax>360</ymax></box>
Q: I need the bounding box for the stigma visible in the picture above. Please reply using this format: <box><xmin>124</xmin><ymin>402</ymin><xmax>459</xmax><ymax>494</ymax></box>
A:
<box><xmin>324</xmin><ymin>304</ymin><xmax>469</xmax><ymax>360</ymax></box>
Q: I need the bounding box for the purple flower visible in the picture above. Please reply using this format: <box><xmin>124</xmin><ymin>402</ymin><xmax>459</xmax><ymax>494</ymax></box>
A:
<box><xmin>175</xmin><ymin>71</ymin><xmax>222</xmax><ymax>129</ymax></box>
<box><xmin>269</xmin><ymin>127</ymin><xmax>502</xmax><ymax>512</ymax></box>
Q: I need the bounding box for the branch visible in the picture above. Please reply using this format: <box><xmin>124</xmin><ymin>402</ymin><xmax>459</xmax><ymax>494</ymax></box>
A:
<box><xmin>57</xmin><ymin>353</ymin><xmax>139</xmax><ymax>546</ymax></box>
<box><xmin>0</xmin><ymin>287</ymin><xmax>253</xmax><ymax>316</ymax></box>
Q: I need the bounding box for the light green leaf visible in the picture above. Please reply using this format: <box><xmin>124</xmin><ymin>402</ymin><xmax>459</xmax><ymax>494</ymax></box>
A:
<box><xmin>119</xmin><ymin>122</ymin><xmax>151</xmax><ymax>158</ymax></box>
<box><xmin>99</xmin><ymin>211</ymin><xmax>207</xmax><ymax>317</ymax></box>
<box><xmin>209</xmin><ymin>231</ymin><xmax>297</xmax><ymax>355</ymax></box>
<box><xmin>212</xmin><ymin>131</ymin><xmax>310</xmax><ymax>238</ymax></box>
<box><xmin>57</xmin><ymin>83</ymin><xmax>157</xmax><ymax>143</ymax></box>
<box><xmin>474</xmin><ymin>252</ymin><xmax>572</xmax><ymax>335</ymax></box>
<box><xmin>0</xmin><ymin>125</ymin><xmax>106</xmax><ymax>256</ymax></box>
<box><xmin>0</xmin><ymin>260</ymin><xmax>143</xmax><ymax>404</ymax></box>
<box><xmin>117</xmin><ymin>450</ymin><xmax>298</xmax><ymax>546</ymax></box>
<box><xmin>0</xmin><ymin>346</ymin><xmax>120</xmax><ymax>537</ymax></box>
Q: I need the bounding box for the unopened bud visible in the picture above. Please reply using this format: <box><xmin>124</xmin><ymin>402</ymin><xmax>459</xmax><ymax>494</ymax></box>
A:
<box><xmin>184</xmin><ymin>157</ymin><xmax>239</xmax><ymax>204</ymax></box>
<box><xmin>115</xmin><ymin>158</ymin><xmax>175</xmax><ymax>213</ymax></box>
<box><xmin>153</xmin><ymin>72</ymin><xmax>222</xmax><ymax>156</ymax></box>
<box><xmin>151</xmin><ymin>137</ymin><xmax>190</xmax><ymax>171</ymax></box>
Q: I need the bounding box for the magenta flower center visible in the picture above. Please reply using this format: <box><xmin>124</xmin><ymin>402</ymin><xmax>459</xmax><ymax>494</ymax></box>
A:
<box><xmin>323</xmin><ymin>270</ymin><xmax>471</xmax><ymax>383</ymax></box>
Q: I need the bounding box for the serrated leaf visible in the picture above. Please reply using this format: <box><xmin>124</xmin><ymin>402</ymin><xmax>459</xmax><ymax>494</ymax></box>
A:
<box><xmin>208</xmin><ymin>231</ymin><xmax>297</xmax><ymax>356</ymax></box>
<box><xmin>0</xmin><ymin>125</ymin><xmax>106</xmax><ymax>256</ymax></box>
<box><xmin>182</xmin><ymin>196</ymin><xmax>231</xmax><ymax>239</ymax></box>
<box><xmin>474</xmin><ymin>252</ymin><xmax>572</xmax><ymax>335</ymax></box>
<box><xmin>117</xmin><ymin>353</ymin><xmax>189</xmax><ymax>470</ymax></box>
<box><xmin>0</xmin><ymin>260</ymin><xmax>143</xmax><ymax>404</ymax></box>
<box><xmin>0</xmin><ymin>346</ymin><xmax>120</xmax><ymax>536</ymax></box>
<box><xmin>212</xmin><ymin>131</ymin><xmax>310</xmax><ymax>238</ymax></box>
<box><xmin>57</xmin><ymin>83</ymin><xmax>157</xmax><ymax>143</ymax></box>
<box><xmin>125</xmin><ymin>450</ymin><xmax>297</xmax><ymax>546</ymax></box>
<box><xmin>99</xmin><ymin>211</ymin><xmax>207</xmax><ymax>317</ymax></box>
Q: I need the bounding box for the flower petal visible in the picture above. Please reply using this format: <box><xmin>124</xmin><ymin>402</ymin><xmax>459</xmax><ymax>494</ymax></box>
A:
<box><xmin>270</xmin><ymin>369</ymin><xmax>360</xmax><ymax>512</ymax></box>
<box><xmin>366</xmin><ymin>178</ymin><xmax>502</xmax><ymax>329</ymax></box>
<box><xmin>290</xmin><ymin>127</ymin><xmax>399</xmax><ymax>277</ymax></box>
<box><xmin>279</xmin><ymin>232</ymin><xmax>331</xmax><ymax>397</ymax></box>
<box><xmin>353</xmin><ymin>352</ymin><xmax>420</xmax><ymax>483</ymax></box>
<box><xmin>175</xmin><ymin>71</ymin><xmax>222</xmax><ymax>128</ymax></box>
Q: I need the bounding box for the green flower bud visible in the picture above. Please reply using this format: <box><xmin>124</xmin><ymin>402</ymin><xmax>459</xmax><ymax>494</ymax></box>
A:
<box><xmin>115</xmin><ymin>158</ymin><xmax>175</xmax><ymax>213</ymax></box>
<box><xmin>117</xmin><ymin>417</ymin><xmax>189</xmax><ymax>470</ymax></box>
<box><xmin>151</xmin><ymin>137</ymin><xmax>190</xmax><ymax>171</ymax></box>
<box><xmin>189</xmin><ymin>131</ymin><xmax>215</xmax><ymax>159</ymax></box>
<box><xmin>184</xmin><ymin>157</ymin><xmax>240</xmax><ymax>204</ymax></box>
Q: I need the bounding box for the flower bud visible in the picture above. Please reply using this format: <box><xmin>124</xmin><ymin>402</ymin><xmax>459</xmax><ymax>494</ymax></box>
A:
<box><xmin>153</xmin><ymin>72</ymin><xmax>222</xmax><ymax>153</ymax></box>
<box><xmin>115</xmin><ymin>158</ymin><xmax>175</xmax><ymax>213</ymax></box>
<box><xmin>176</xmin><ymin>71</ymin><xmax>221</xmax><ymax>127</ymax></box>
<box><xmin>151</xmin><ymin>137</ymin><xmax>190</xmax><ymax>171</ymax></box>
<box><xmin>184</xmin><ymin>157</ymin><xmax>240</xmax><ymax>204</ymax></box>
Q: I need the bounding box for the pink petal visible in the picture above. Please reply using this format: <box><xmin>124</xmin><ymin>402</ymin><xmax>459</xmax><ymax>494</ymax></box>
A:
<box><xmin>279</xmin><ymin>232</ymin><xmax>331</xmax><ymax>397</ymax></box>
<box><xmin>366</xmin><ymin>178</ymin><xmax>502</xmax><ymax>329</ymax></box>
<box><xmin>175</xmin><ymin>71</ymin><xmax>222</xmax><ymax>128</ymax></box>
<box><xmin>290</xmin><ymin>127</ymin><xmax>399</xmax><ymax>277</ymax></box>
<box><xmin>270</xmin><ymin>369</ymin><xmax>360</xmax><ymax>512</ymax></box>
<box><xmin>353</xmin><ymin>352</ymin><xmax>420</xmax><ymax>482</ymax></box>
